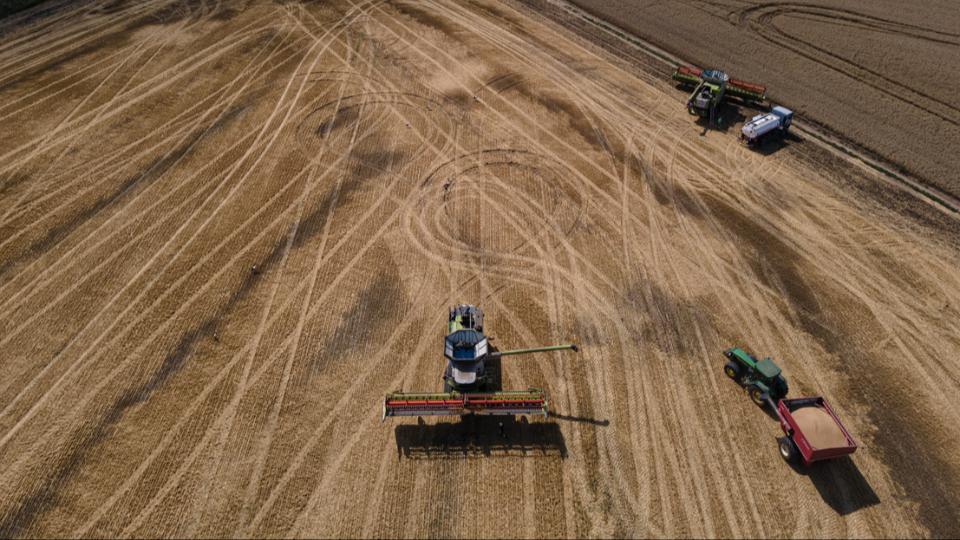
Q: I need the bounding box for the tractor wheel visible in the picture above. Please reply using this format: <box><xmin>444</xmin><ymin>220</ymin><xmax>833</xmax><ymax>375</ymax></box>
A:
<box><xmin>774</xmin><ymin>375</ymin><xmax>789</xmax><ymax>400</ymax></box>
<box><xmin>778</xmin><ymin>437</ymin><xmax>798</xmax><ymax>464</ymax></box>
<box><xmin>723</xmin><ymin>362</ymin><xmax>741</xmax><ymax>381</ymax></box>
<box><xmin>748</xmin><ymin>385</ymin><xmax>766</xmax><ymax>407</ymax></box>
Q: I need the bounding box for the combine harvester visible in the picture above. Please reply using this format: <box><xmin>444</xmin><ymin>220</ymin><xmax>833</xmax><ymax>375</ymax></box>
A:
<box><xmin>672</xmin><ymin>66</ymin><xmax>767</xmax><ymax>126</ymax></box>
<box><xmin>382</xmin><ymin>304</ymin><xmax>578</xmax><ymax>419</ymax></box>
<box><xmin>723</xmin><ymin>347</ymin><xmax>857</xmax><ymax>465</ymax></box>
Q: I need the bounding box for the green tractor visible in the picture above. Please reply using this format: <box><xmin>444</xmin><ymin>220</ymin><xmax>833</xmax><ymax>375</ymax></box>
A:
<box><xmin>723</xmin><ymin>347</ymin><xmax>788</xmax><ymax>407</ymax></box>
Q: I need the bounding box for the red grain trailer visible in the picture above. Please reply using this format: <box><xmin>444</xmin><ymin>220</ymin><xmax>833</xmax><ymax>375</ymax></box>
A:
<box><xmin>774</xmin><ymin>396</ymin><xmax>857</xmax><ymax>465</ymax></box>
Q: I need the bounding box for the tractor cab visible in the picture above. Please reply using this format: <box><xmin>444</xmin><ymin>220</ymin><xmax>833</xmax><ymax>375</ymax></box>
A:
<box><xmin>723</xmin><ymin>347</ymin><xmax>789</xmax><ymax>406</ymax></box>
<box><xmin>755</xmin><ymin>357</ymin><xmax>781</xmax><ymax>379</ymax></box>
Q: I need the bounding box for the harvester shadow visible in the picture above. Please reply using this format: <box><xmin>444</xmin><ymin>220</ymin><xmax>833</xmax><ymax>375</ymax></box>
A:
<box><xmin>485</xmin><ymin>351</ymin><xmax>502</xmax><ymax>392</ymax></box>
<box><xmin>787</xmin><ymin>455</ymin><xmax>880</xmax><ymax>515</ymax></box>
<box><xmin>547</xmin><ymin>411</ymin><xmax>610</xmax><ymax>426</ymax></box>
<box><xmin>394</xmin><ymin>416</ymin><xmax>567</xmax><ymax>460</ymax></box>
<box><xmin>694</xmin><ymin>104</ymin><xmax>746</xmax><ymax>134</ymax></box>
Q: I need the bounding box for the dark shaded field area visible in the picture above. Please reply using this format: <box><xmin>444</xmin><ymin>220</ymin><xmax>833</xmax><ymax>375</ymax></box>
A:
<box><xmin>1</xmin><ymin>0</ymin><xmax>45</xmax><ymax>18</ymax></box>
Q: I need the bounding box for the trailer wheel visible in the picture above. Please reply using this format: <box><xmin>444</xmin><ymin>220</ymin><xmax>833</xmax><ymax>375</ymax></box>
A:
<box><xmin>748</xmin><ymin>386</ymin><xmax>766</xmax><ymax>407</ymax></box>
<box><xmin>724</xmin><ymin>361</ymin><xmax>742</xmax><ymax>381</ymax></box>
<box><xmin>778</xmin><ymin>437</ymin><xmax>798</xmax><ymax>464</ymax></box>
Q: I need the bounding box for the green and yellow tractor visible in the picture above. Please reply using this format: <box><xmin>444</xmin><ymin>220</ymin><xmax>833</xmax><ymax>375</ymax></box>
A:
<box><xmin>723</xmin><ymin>347</ymin><xmax>788</xmax><ymax>407</ymax></box>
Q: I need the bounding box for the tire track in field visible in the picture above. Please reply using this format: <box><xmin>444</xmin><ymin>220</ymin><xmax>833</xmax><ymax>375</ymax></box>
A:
<box><xmin>0</xmin><ymin>194</ymin><xmax>311</xmax><ymax>535</ymax></box>
<box><xmin>242</xmin><ymin>10</ymin><xmax>478</xmax><ymax>532</ymax></box>
<box><xmin>76</xmin><ymin>144</ymin><xmax>406</xmax><ymax>537</ymax></box>
<box><xmin>356</xmin><ymin>1</ymin><xmax>688</xmax><ymax>261</ymax></box>
<box><xmin>232</xmin><ymin>73</ymin><xmax>358</xmax><ymax>536</ymax></box>
<box><xmin>79</xmin><ymin>20</ymin><xmax>458</xmax><ymax>532</ymax></box>
<box><xmin>732</xmin><ymin>3</ymin><xmax>960</xmax><ymax>127</ymax></box>
<box><xmin>0</xmin><ymin>21</ymin><xmax>284</xmax><ymax>230</ymax></box>
<box><xmin>0</xmin><ymin>2</ymin><xmax>369</xmax><ymax>434</ymax></box>
<box><xmin>0</xmin><ymin>69</ymin><xmax>360</xmax><ymax>508</ymax></box>
<box><xmin>0</xmin><ymin>1</ymin><xmax>170</xmax><ymax>88</ymax></box>
<box><xmin>225</xmin><ymin>8</ymin><xmax>447</xmax><ymax>523</ymax></box>
<box><xmin>0</xmin><ymin>12</ymin><xmax>278</xmax><ymax>172</ymax></box>
<box><xmin>0</xmin><ymin>16</ymin><xmax>205</xmax><ymax>225</ymax></box>
<box><xmin>0</xmin><ymin>108</ymin><xmax>234</xmax><ymax>282</ymax></box>
<box><xmin>0</xmin><ymin>168</ymin><xmax>316</xmax><ymax>535</ymax></box>
<box><xmin>0</xmin><ymin>39</ymin><xmax>303</xmax><ymax>410</ymax></box>
<box><xmin>184</xmin><ymin>14</ymin><xmax>366</xmax><ymax>528</ymax></box>
<box><xmin>0</xmin><ymin>27</ymin><xmax>296</xmax><ymax>317</ymax></box>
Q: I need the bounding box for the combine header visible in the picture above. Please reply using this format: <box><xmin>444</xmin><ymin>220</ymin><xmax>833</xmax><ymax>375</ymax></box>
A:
<box><xmin>383</xmin><ymin>304</ymin><xmax>578</xmax><ymax>419</ymax></box>
<box><xmin>383</xmin><ymin>389</ymin><xmax>550</xmax><ymax>417</ymax></box>
<box><xmin>673</xmin><ymin>66</ymin><xmax>767</xmax><ymax>126</ymax></box>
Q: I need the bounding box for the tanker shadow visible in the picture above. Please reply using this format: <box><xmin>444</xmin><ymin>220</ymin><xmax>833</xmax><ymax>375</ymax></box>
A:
<box><xmin>394</xmin><ymin>416</ymin><xmax>567</xmax><ymax>459</ymax></box>
<box><xmin>788</xmin><ymin>455</ymin><xmax>880</xmax><ymax>515</ymax></box>
<box><xmin>751</xmin><ymin>131</ymin><xmax>803</xmax><ymax>156</ymax></box>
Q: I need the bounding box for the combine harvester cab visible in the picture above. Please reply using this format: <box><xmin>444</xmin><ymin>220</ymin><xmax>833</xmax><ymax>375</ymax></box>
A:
<box><xmin>382</xmin><ymin>304</ymin><xmax>577</xmax><ymax>420</ymax></box>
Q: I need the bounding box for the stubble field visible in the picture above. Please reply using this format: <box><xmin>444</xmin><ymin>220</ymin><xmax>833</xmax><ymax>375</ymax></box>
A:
<box><xmin>0</xmin><ymin>0</ymin><xmax>959</xmax><ymax>537</ymax></box>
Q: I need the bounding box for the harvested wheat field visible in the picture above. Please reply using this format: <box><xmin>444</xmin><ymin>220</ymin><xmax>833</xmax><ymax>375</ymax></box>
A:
<box><xmin>0</xmin><ymin>0</ymin><xmax>959</xmax><ymax>537</ymax></box>
<box><xmin>567</xmin><ymin>0</ymin><xmax>960</xmax><ymax>201</ymax></box>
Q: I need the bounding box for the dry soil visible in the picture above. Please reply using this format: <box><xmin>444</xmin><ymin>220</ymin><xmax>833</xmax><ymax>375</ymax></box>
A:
<box><xmin>0</xmin><ymin>0</ymin><xmax>959</xmax><ymax>538</ymax></box>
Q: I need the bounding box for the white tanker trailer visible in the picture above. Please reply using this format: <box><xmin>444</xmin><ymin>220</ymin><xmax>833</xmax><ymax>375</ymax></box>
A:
<box><xmin>740</xmin><ymin>106</ymin><xmax>793</xmax><ymax>146</ymax></box>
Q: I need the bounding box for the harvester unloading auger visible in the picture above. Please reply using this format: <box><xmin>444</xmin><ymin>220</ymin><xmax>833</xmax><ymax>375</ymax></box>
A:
<box><xmin>382</xmin><ymin>304</ymin><xmax>578</xmax><ymax>419</ymax></box>
<box><xmin>672</xmin><ymin>65</ymin><xmax>767</xmax><ymax>126</ymax></box>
